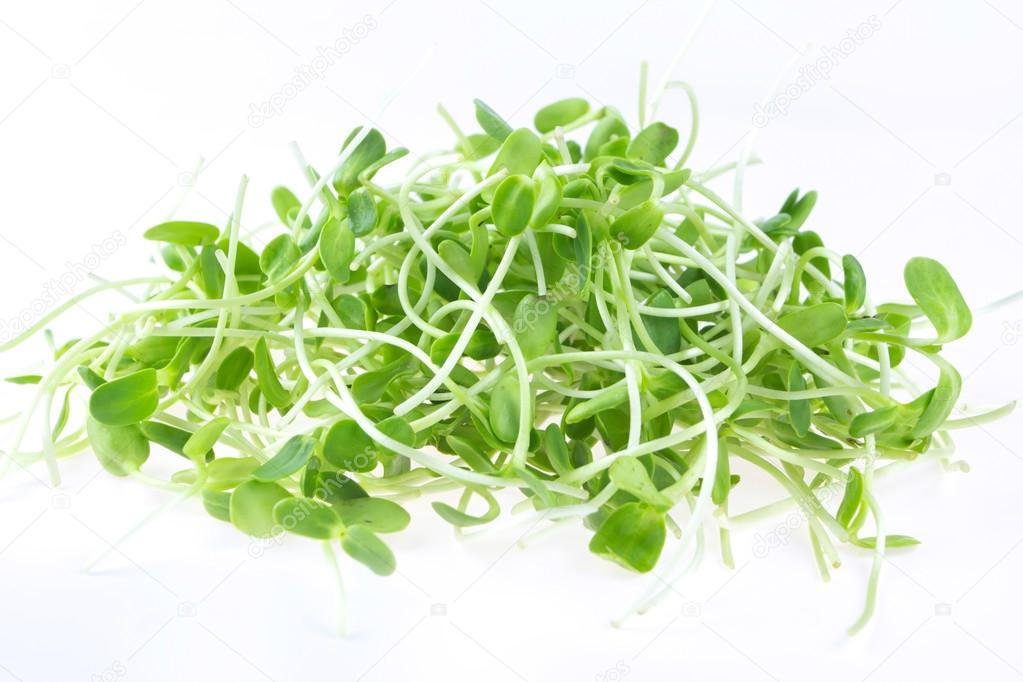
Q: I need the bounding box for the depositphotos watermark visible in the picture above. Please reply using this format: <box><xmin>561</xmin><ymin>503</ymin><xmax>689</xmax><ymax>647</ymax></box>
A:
<box><xmin>752</xmin><ymin>15</ymin><xmax>882</xmax><ymax>128</ymax></box>
<box><xmin>90</xmin><ymin>660</ymin><xmax>126</xmax><ymax>682</ymax></box>
<box><xmin>247</xmin><ymin>15</ymin><xmax>379</xmax><ymax>127</ymax></box>
<box><xmin>0</xmin><ymin>231</ymin><xmax>126</xmax><ymax>344</ymax></box>
<box><xmin>247</xmin><ymin>461</ymin><xmax>375</xmax><ymax>558</ymax></box>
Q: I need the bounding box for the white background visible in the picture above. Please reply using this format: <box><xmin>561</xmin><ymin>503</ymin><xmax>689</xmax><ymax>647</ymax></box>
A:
<box><xmin>2</xmin><ymin>1</ymin><xmax>1023</xmax><ymax>680</ymax></box>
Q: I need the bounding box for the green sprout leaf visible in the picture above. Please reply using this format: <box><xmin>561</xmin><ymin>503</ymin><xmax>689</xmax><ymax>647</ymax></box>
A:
<box><xmin>347</xmin><ymin>187</ymin><xmax>378</xmax><ymax>237</ymax></box>
<box><xmin>253</xmin><ymin>337</ymin><xmax>291</xmax><ymax>410</ymax></box>
<box><xmin>780</xmin><ymin>189</ymin><xmax>817</xmax><ymax>230</ymax></box>
<box><xmin>253</xmin><ymin>435</ymin><xmax>317</xmax><ymax>481</ymax></box>
<box><xmin>87</xmin><ymin>418</ymin><xmax>150</xmax><ymax>476</ymax></box>
<box><xmin>776</xmin><ymin>303</ymin><xmax>846</xmax><ymax>348</ymax></box>
<box><xmin>492</xmin><ymin>174</ymin><xmax>535</xmax><ymax>237</ymax></box>
<box><xmin>230</xmin><ymin>480</ymin><xmax>293</xmax><ymax>538</ymax></box>
<box><xmin>432</xmin><ymin>488</ymin><xmax>501</xmax><ymax>527</ymax></box>
<box><xmin>836</xmin><ymin>467</ymin><xmax>863</xmax><ymax>528</ymax></box>
<box><xmin>143</xmin><ymin>221</ymin><xmax>219</xmax><ymax>247</ymax></box>
<box><xmin>323</xmin><ymin>419</ymin><xmax>377</xmax><ymax>472</ymax></box>
<box><xmin>430</xmin><ymin>329</ymin><xmax>500</xmax><ymax>364</ymax></box>
<box><xmin>215</xmin><ymin>346</ymin><xmax>254</xmax><ymax>391</ymax></box>
<box><xmin>340</xmin><ymin>525</ymin><xmax>396</xmax><ymax>576</ymax></box>
<box><xmin>139</xmin><ymin>421</ymin><xmax>193</xmax><ymax>457</ymax></box>
<box><xmin>849</xmin><ymin>406</ymin><xmax>898</xmax><ymax>438</ymax></box>
<box><xmin>333</xmin><ymin>127</ymin><xmax>386</xmax><ymax>196</ymax></box>
<box><xmin>588</xmin><ymin>502</ymin><xmax>666</xmax><ymax>573</ymax></box>
<box><xmin>641</xmin><ymin>289</ymin><xmax>681</xmax><ymax>355</ymax></box>
<box><xmin>609</xmin><ymin>458</ymin><xmax>671</xmax><ymax>508</ymax></box>
<box><xmin>530</xmin><ymin>161</ymin><xmax>563</xmax><ymax>228</ymax></box>
<box><xmin>852</xmin><ymin>534</ymin><xmax>921</xmax><ymax>549</ymax></box>
<box><xmin>375</xmin><ymin>416</ymin><xmax>415</xmax><ymax>457</ymax></box>
<box><xmin>489</xmin><ymin>374</ymin><xmax>524</xmax><ymax>444</ymax></box>
<box><xmin>711</xmin><ymin>437</ymin><xmax>732</xmax><ymax>506</ymax></box>
<box><xmin>611</xmin><ymin>199</ymin><xmax>664</xmax><ymax>249</ymax></box>
<box><xmin>842</xmin><ymin>254</ymin><xmax>867</xmax><ymax>314</ymax></box>
<box><xmin>909</xmin><ymin>357</ymin><xmax>962</xmax><ymax>440</ymax></box>
<box><xmin>273</xmin><ymin>498</ymin><xmax>344</xmax><ymax>539</ymax></box>
<box><xmin>271</xmin><ymin>186</ymin><xmax>307</xmax><ymax>228</ymax></box>
<box><xmin>534</xmin><ymin>97</ymin><xmax>589</xmax><ymax>133</ymax></box>
<box><xmin>5</xmin><ymin>374</ymin><xmax>41</xmax><ymax>385</ymax></box>
<box><xmin>584</xmin><ymin>115</ymin><xmax>629</xmax><ymax>161</ymax></box>
<box><xmin>626</xmin><ymin>122</ymin><xmax>679</xmax><ymax>166</ymax></box>
<box><xmin>474</xmin><ymin>98</ymin><xmax>513</xmax><ymax>141</ymax></box>
<box><xmin>787</xmin><ymin>363</ymin><xmax>811</xmax><ymax>437</ymax></box>
<box><xmin>320</xmin><ymin>217</ymin><xmax>355</xmax><ymax>284</ymax></box>
<box><xmin>543</xmin><ymin>424</ymin><xmax>572</xmax><ymax>477</ymax></box>
<box><xmin>183</xmin><ymin>417</ymin><xmax>230</xmax><ymax>462</ymax></box>
<box><xmin>88</xmin><ymin>368</ymin><xmax>159</xmax><ymax>426</ymax></box>
<box><xmin>335</xmin><ymin>497</ymin><xmax>410</xmax><ymax>533</ymax></box>
<box><xmin>205</xmin><ymin>457</ymin><xmax>261</xmax><ymax>491</ymax></box>
<box><xmin>489</xmin><ymin>128</ymin><xmax>543</xmax><ymax>177</ymax></box>
<box><xmin>260</xmin><ymin>234</ymin><xmax>300</xmax><ymax>284</ymax></box>
<box><xmin>202</xmin><ymin>489</ymin><xmax>232</xmax><ymax>522</ymax></box>
<box><xmin>513</xmin><ymin>293</ymin><xmax>557</xmax><ymax>359</ymax></box>
<box><xmin>904</xmin><ymin>257</ymin><xmax>972</xmax><ymax>343</ymax></box>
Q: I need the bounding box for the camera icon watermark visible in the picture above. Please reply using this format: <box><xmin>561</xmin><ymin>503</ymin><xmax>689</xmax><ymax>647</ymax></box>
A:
<box><xmin>934</xmin><ymin>172</ymin><xmax>952</xmax><ymax>186</ymax></box>
<box><xmin>51</xmin><ymin>63</ymin><xmax>71</xmax><ymax>79</ymax></box>
<box><xmin>555</xmin><ymin>63</ymin><xmax>576</xmax><ymax>79</ymax></box>
<box><xmin>595</xmin><ymin>661</ymin><xmax>630</xmax><ymax>682</ymax></box>
<box><xmin>934</xmin><ymin>602</ymin><xmax>953</xmax><ymax>617</ymax></box>
<box><xmin>681</xmin><ymin>601</ymin><xmax>702</xmax><ymax>618</ymax></box>
<box><xmin>177</xmin><ymin>601</ymin><xmax>198</xmax><ymax>617</ymax></box>
<box><xmin>430</xmin><ymin>602</ymin><xmax>447</xmax><ymax>617</ymax></box>
<box><xmin>51</xmin><ymin>492</ymin><xmax>72</xmax><ymax>510</ymax></box>
<box><xmin>1001</xmin><ymin>320</ymin><xmax>1023</xmax><ymax>345</ymax></box>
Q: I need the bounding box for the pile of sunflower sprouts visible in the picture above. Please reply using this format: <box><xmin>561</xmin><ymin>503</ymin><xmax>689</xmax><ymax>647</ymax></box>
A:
<box><xmin>0</xmin><ymin>67</ymin><xmax>1008</xmax><ymax>635</ymax></box>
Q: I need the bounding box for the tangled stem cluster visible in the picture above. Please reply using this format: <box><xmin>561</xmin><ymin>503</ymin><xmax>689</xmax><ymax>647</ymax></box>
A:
<box><xmin>1</xmin><ymin>70</ymin><xmax>1005</xmax><ymax>634</ymax></box>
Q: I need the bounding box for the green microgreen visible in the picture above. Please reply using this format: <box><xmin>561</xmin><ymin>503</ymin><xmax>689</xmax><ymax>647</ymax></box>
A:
<box><xmin>2</xmin><ymin>69</ymin><xmax>1006</xmax><ymax>638</ymax></box>
<box><xmin>143</xmin><ymin>220</ymin><xmax>220</xmax><ymax>246</ymax></box>
<box><xmin>88</xmin><ymin>368</ymin><xmax>159</xmax><ymax>426</ymax></box>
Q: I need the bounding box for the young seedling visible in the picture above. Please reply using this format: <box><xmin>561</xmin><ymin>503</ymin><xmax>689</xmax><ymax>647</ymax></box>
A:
<box><xmin>1</xmin><ymin>65</ymin><xmax>1010</xmax><ymax>638</ymax></box>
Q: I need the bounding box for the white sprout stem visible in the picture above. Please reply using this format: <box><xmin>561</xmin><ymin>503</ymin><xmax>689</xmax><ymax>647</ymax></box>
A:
<box><xmin>605</xmin><ymin>247</ymin><xmax>644</xmax><ymax>449</ymax></box>
<box><xmin>648</xmin><ymin>0</ymin><xmax>718</xmax><ymax>121</ymax></box>
<box><xmin>0</xmin><ymin>277</ymin><xmax>167</xmax><ymax>353</ymax></box>
<box><xmin>164</xmin><ymin>176</ymin><xmax>248</xmax><ymax>404</ymax></box>
<box><xmin>524</xmin><ymin>230</ymin><xmax>548</xmax><ymax>296</ymax></box>
<box><xmin>656</xmin><ymin>228</ymin><xmax>854</xmax><ymax>386</ymax></box>
<box><xmin>288</xmin><ymin>128</ymin><xmax>372</xmax><ymax>238</ymax></box>
<box><xmin>322</xmin><ymin>541</ymin><xmax>347</xmax><ymax>636</ymax></box>
<box><xmin>685</xmin><ymin>182</ymin><xmax>845</xmax><ymax>300</ymax></box>
<box><xmin>623</xmin><ymin>377</ymin><xmax>719</xmax><ymax>618</ymax></box>
<box><xmin>976</xmin><ymin>286</ymin><xmax>1023</xmax><ymax>316</ymax></box>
